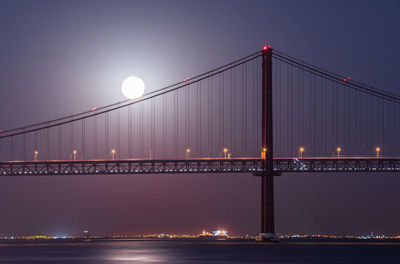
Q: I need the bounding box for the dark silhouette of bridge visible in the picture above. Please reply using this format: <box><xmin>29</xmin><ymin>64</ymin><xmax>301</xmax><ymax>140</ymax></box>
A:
<box><xmin>1</xmin><ymin>46</ymin><xmax>399</xmax><ymax>241</ymax></box>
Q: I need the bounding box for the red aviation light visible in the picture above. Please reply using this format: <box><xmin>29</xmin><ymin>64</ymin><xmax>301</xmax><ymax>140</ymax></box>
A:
<box><xmin>343</xmin><ymin>78</ymin><xmax>347</xmax><ymax>82</ymax></box>
<box><xmin>184</xmin><ymin>77</ymin><xmax>190</xmax><ymax>82</ymax></box>
<box><xmin>347</xmin><ymin>76</ymin><xmax>351</xmax><ymax>80</ymax></box>
<box><xmin>0</xmin><ymin>129</ymin><xmax>2</xmax><ymax>134</ymax></box>
<box><xmin>262</xmin><ymin>45</ymin><xmax>271</xmax><ymax>51</ymax></box>
<box><xmin>91</xmin><ymin>107</ymin><xmax>97</xmax><ymax>111</ymax></box>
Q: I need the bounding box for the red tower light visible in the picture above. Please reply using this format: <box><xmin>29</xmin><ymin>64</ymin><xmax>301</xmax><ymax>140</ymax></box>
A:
<box><xmin>348</xmin><ymin>76</ymin><xmax>351</xmax><ymax>80</ymax></box>
<box><xmin>343</xmin><ymin>78</ymin><xmax>347</xmax><ymax>82</ymax></box>
<box><xmin>263</xmin><ymin>45</ymin><xmax>268</xmax><ymax>51</ymax></box>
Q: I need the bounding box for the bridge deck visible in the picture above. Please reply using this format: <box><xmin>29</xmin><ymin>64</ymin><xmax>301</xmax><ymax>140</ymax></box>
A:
<box><xmin>0</xmin><ymin>158</ymin><xmax>399</xmax><ymax>176</ymax></box>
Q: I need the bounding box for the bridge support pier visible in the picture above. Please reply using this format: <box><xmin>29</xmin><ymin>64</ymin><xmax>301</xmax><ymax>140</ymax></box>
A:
<box><xmin>257</xmin><ymin>46</ymin><xmax>277</xmax><ymax>242</ymax></box>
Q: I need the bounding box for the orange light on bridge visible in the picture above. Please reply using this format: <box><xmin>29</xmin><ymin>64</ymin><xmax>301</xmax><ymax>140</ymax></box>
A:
<box><xmin>73</xmin><ymin>150</ymin><xmax>77</xmax><ymax>161</ymax></box>
<box><xmin>34</xmin><ymin>150</ymin><xmax>38</xmax><ymax>161</ymax></box>
<box><xmin>261</xmin><ymin>148</ymin><xmax>267</xmax><ymax>159</ymax></box>
<box><xmin>336</xmin><ymin>147</ymin><xmax>342</xmax><ymax>157</ymax></box>
<box><xmin>376</xmin><ymin>147</ymin><xmax>381</xmax><ymax>158</ymax></box>
<box><xmin>299</xmin><ymin>147</ymin><xmax>305</xmax><ymax>158</ymax></box>
<box><xmin>185</xmin><ymin>148</ymin><xmax>191</xmax><ymax>159</ymax></box>
<box><xmin>223</xmin><ymin>148</ymin><xmax>228</xmax><ymax>158</ymax></box>
<box><xmin>111</xmin><ymin>149</ymin><xmax>116</xmax><ymax>160</ymax></box>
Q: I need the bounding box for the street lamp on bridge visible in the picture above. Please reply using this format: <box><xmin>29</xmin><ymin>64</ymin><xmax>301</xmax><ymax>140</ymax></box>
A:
<box><xmin>336</xmin><ymin>147</ymin><xmax>342</xmax><ymax>157</ymax></box>
<box><xmin>73</xmin><ymin>150</ymin><xmax>77</xmax><ymax>161</ymax></box>
<box><xmin>223</xmin><ymin>148</ymin><xmax>228</xmax><ymax>158</ymax></box>
<box><xmin>376</xmin><ymin>147</ymin><xmax>381</xmax><ymax>158</ymax></box>
<box><xmin>298</xmin><ymin>147</ymin><xmax>305</xmax><ymax>158</ymax></box>
<box><xmin>111</xmin><ymin>149</ymin><xmax>116</xmax><ymax>160</ymax></box>
<box><xmin>185</xmin><ymin>148</ymin><xmax>191</xmax><ymax>159</ymax></box>
<box><xmin>34</xmin><ymin>150</ymin><xmax>38</xmax><ymax>161</ymax></box>
<box><xmin>261</xmin><ymin>148</ymin><xmax>267</xmax><ymax>159</ymax></box>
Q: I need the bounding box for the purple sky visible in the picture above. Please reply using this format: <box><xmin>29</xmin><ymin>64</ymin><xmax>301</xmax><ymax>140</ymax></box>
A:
<box><xmin>0</xmin><ymin>0</ymin><xmax>400</xmax><ymax>236</ymax></box>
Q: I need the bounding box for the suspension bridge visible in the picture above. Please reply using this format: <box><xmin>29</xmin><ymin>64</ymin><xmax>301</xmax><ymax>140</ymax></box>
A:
<box><xmin>0</xmin><ymin>46</ymin><xmax>399</xmax><ymax>241</ymax></box>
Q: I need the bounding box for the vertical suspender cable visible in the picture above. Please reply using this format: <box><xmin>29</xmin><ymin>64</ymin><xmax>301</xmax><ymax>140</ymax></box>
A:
<box><xmin>186</xmin><ymin>84</ymin><xmax>189</xmax><ymax>152</ymax></box>
<box><xmin>23</xmin><ymin>131</ymin><xmax>26</xmax><ymax>161</ymax></box>
<box><xmin>46</xmin><ymin>126</ymin><xmax>50</xmax><ymax>160</ymax></box>
<box><xmin>140</xmin><ymin>102</ymin><xmax>143</xmax><ymax>159</ymax></box>
<box><xmin>105</xmin><ymin>112</ymin><xmax>109</xmax><ymax>159</ymax></box>
<box><xmin>11</xmin><ymin>137</ymin><xmax>14</xmax><ymax>161</ymax></box>
<box><xmin>337</xmin><ymin>82</ymin><xmax>340</xmax><ymax>151</ymax></box>
<box><xmin>197</xmin><ymin>81</ymin><xmax>200</xmax><ymax>157</ymax></box>
<box><xmin>244</xmin><ymin>64</ymin><xmax>248</xmax><ymax>156</ymax></box>
<box><xmin>177</xmin><ymin>87</ymin><xmax>180</xmax><ymax>158</ymax></box>
<box><xmin>117</xmin><ymin>103</ymin><xmax>120</xmax><ymax>159</ymax></box>
<box><xmin>241</xmin><ymin>65</ymin><xmax>244</xmax><ymax>156</ymax></box>
<box><xmin>199</xmin><ymin>81</ymin><xmax>202</xmax><ymax>157</ymax></box>
<box><xmin>128</xmin><ymin>105</ymin><xmax>132</xmax><ymax>158</ymax></box>
<box><xmin>94</xmin><ymin>115</ymin><xmax>97</xmax><ymax>159</ymax></box>
<box><xmin>301</xmin><ymin>65</ymin><xmax>304</xmax><ymax>152</ymax></box>
<box><xmin>324</xmin><ymin>78</ymin><xmax>327</xmax><ymax>156</ymax></box>
<box><xmin>151</xmin><ymin>98</ymin><xmax>154</xmax><ymax>158</ymax></box>
<box><xmin>219</xmin><ymin>74</ymin><xmax>222</xmax><ymax>155</ymax></box>
<box><xmin>208</xmin><ymin>76</ymin><xmax>211</xmax><ymax>157</ymax></box>
<box><xmin>255</xmin><ymin>58</ymin><xmax>259</xmax><ymax>155</ymax></box>
<box><xmin>287</xmin><ymin>64</ymin><xmax>290</xmax><ymax>156</ymax></box>
<box><xmin>279</xmin><ymin>60</ymin><xmax>282</xmax><ymax>156</ymax></box>
<box><xmin>313</xmin><ymin>73</ymin><xmax>316</xmax><ymax>155</ymax></box>
<box><xmin>382</xmin><ymin>98</ymin><xmax>385</xmax><ymax>153</ymax></box>
<box><xmin>163</xmin><ymin>91</ymin><xmax>166</xmax><ymax>158</ymax></box>
<box><xmin>290</xmin><ymin>64</ymin><xmax>294</xmax><ymax>156</ymax></box>
<box><xmin>58</xmin><ymin>125</ymin><xmax>62</xmax><ymax>160</ymax></box>
<box><xmin>222</xmin><ymin>72</ymin><xmax>225</xmax><ymax>153</ymax></box>
<box><xmin>82</xmin><ymin>118</ymin><xmax>85</xmax><ymax>159</ymax></box>
<box><xmin>232</xmin><ymin>68</ymin><xmax>235</xmax><ymax>157</ymax></box>
<box><xmin>34</xmin><ymin>131</ymin><xmax>38</xmax><ymax>156</ymax></box>
<box><xmin>309</xmin><ymin>72</ymin><xmax>312</xmax><ymax>155</ymax></box>
<box><xmin>294</xmin><ymin>68</ymin><xmax>301</xmax><ymax>155</ymax></box>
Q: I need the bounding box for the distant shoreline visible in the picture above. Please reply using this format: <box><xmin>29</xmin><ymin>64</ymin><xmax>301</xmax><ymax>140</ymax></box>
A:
<box><xmin>1</xmin><ymin>237</ymin><xmax>400</xmax><ymax>243</ymax></box>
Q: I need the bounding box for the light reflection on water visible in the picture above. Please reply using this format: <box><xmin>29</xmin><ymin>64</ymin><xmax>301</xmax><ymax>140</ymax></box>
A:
<box><xmin>0</xmin><ymin>240</ymin><xmax>399</xmax><ymax>263</ymax></box>
<box><xmin>107</xmin><ymin>248</ymin><xmax>166</xmax><ymax>262</ymax></box>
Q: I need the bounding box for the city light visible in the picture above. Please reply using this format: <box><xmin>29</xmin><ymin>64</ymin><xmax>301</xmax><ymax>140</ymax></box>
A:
<box><xmin>376</xmin><ymin>147</ymin><xmax>381</xmax><ymax>158</ymax></box>
<box><xmin>299</xmin><ymin>147</ymin><xmax>305</xmax><ymax>158</ymax></box>
<box><xmin>336</xmin><ymin>147</ymin><xmax>341</xmax><ymax>157</ymax></box>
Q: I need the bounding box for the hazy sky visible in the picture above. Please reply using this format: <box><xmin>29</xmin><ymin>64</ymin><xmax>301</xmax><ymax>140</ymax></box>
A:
<box><xmin>0</xmin><ymin>0</ymin><xmax>399</xmax><ymax>236</ymax></box>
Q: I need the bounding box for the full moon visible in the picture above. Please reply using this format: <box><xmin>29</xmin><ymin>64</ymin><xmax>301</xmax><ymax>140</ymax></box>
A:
<box><xmin>121</xmin><ymin>76</ymin><xmax>145</xmax><ymax>99</ymax></box>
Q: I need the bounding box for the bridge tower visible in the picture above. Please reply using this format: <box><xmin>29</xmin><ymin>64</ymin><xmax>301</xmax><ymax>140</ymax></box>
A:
<box><xmin>257</xmin><ymin>46</ymin><xmax>276</xmax><ymax>241</ymax></box>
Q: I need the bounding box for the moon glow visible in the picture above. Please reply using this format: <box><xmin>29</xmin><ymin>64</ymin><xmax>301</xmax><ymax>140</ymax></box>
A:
<box><xmin>121</xmin><ymin>76</ymin><xmax>145</xmax><ymax>100</ymax></box>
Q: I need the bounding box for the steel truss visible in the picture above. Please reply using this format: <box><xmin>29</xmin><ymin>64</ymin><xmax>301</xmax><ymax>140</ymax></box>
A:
<box><xmin>0</xmin><ymin>158</ymin><xmax>399</xmax><ymax>176</ymax></box>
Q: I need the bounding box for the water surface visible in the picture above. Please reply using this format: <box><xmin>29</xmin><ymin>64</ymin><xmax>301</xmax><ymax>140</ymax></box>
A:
<box><xmin>0</xmin><ymin>240</ymin><xmax>399</xmax><ymax>263</ymax></box>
